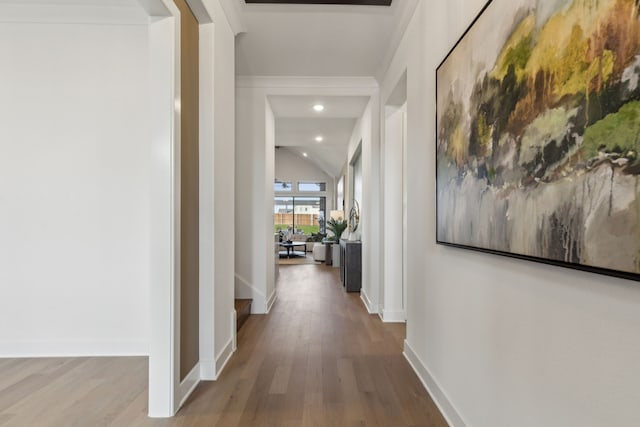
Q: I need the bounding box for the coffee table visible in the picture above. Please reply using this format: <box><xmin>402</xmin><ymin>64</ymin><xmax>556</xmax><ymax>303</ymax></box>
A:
<box><xmin>279</xmin><ymin>241</ymin><xmax>307</xmax><ymax>258</ymax></box>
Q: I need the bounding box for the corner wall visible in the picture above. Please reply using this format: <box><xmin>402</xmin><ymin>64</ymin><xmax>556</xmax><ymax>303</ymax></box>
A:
<box><xmin>210</xmin><ymin>0</ymin><xmax>237</xmax><ymax>378</ymax></box>
<box><xmin>381</xmin><ymin>1</ymin><xmax>640</xmax><ymax>426</ymax></box>
<box><xmin>344</xmin><ymin>98</ymin><xmax>382</xmax><ymax>314</ymax></box>
<box><xmin>191</xmin><ymin>0</ymin><xmax>238</xmax><ymax>382</ymax></box>
<box><xmin>0</xmin><ymin>21</ymin><xmax>150</xmax><ymax>356</ymax></box>
<box><xmin>235</xmin><ymin>85</ymin><xmax>275</xmax><ymax>314</ymax></box>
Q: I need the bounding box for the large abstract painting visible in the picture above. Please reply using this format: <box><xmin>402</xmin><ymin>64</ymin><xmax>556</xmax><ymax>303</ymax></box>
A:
<box><xmin>436</xmin><ymin>0</ymin><xmax>640</xmax><ymax>281</ymax></box>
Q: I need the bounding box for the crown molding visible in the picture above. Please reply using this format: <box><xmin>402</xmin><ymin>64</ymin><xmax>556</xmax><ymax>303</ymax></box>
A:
<box><xmin>218</xmin><ymin>0</ymin><xmax>247</xmax><ymax>35</ymax></box>
<box><xmin>375</xmin><ymin>0</ymin><xmax>419</xmax><ymax>82</ymax></box>
<box><xmin>0</xmin><ymin>4</ymin><xmax>149</xmax><ymax>24</ymax></box>
<box><xmin>236</xmin><ymin>76</ymin><xmax>379</xmax><ymax>90</ymax></box>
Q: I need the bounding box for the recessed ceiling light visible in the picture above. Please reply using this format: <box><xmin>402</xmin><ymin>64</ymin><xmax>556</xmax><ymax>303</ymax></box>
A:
<box><xmin>303</xmin><ymin>152</ymin><xmax>308</xmax><ymax>157</ymax></box>
<box><xmin>313</xmin><ymin>104</ymin><xmax>325</xmax><ymax>112</ymax></box>
<box><xmin>315</xmin><ymin>136</ymin><xmax>323</xmax><ymax>142</ymax></box>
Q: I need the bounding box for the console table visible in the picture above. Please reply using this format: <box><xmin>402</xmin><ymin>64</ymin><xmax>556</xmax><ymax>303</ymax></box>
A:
<box><xmin>339</xmin><ymin>240</ymin><xmax>361</xmax><ymax>292</ymax></box>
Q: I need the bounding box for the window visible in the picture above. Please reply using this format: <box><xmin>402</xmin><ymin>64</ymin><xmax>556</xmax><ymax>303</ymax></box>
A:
<box><xmin>274</xmin><ymin>196</ymin><xmax>326</xmax><ymax>235</ymax></box>
<box><xmin>298</xmin><ymin>181</ymin><xmax>326</xmax><ymax>192</ymax></box>
<box><xmin>352</xmin><ymin>149</ymin><xmax>362</xmax><ymax>205</ymax></box>
<box><xmin>274</xmin><ymin>181</ymin><xmax>292</xmax><ymax>192</ymax></box>
<box><xmin>337</xmin><ymin>176</ymin><xmax>344</xmax><ymax>210</ymax></box>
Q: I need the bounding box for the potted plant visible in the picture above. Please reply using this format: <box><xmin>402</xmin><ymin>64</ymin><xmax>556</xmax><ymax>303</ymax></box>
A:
<box><xmin>326</xmin><ymin>217</ymin><xmax>348</xmax><ymax>241</ymax></box>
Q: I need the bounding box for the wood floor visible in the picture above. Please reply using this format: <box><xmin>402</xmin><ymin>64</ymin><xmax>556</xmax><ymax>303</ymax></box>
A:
<box><xmin>0</xmin><ymin>265</ymin><xmax>447</xmax><ymax>427</ymax></box>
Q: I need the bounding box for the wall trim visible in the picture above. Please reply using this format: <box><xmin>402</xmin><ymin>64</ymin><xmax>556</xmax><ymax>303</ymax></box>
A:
<box><xmin>200</xmin><ymin>311</ymin><xmax>236</xmax><ymax>383</ymax></box>
<box><xmin>177</xmin><ymin>362</ymin><xmax>201</xmax><ymax>409</ymax></box>
<box><xmin>235</xmin><ymin>273</ymin><xmax>266</xmax><ymax>297</ymax></box>
<box><xmin>148</xmin><ymin>0</ymin><xmax>180</xmax><ymax>417</ymax></box>
<box><xmin>218</xmin><ymin>0</ymin><xmax>247</xmax><ymax>35</ymax></box>
<box><xmin>0</xmin><ymin>341</ymin><xmax>148</xmax><ymax>358</ymax></box>
<box><xmin>359</xmin><ymin>289</ymin><xmax>377</xmax><ymax>314</ymax></box>
<box><xmin>266</xmin><ymin>289</ymin><xmax>277</xmax><ymax>313</ymax></box>
<box><xmin>375</xmin><ymin>0</ymin><xmax>419</xmax><ymax>82</ymax></box>
<box><xmin>0</xmin><ymin>4</ymin><xmax>149</xmax><ymax>25</ymax></box>
<box><xmin>403</xmin><ymin>340</ymin><xmax>467</xmax><ymax>427</ymax></box>
<box><xmin>214</xmin><ymin>337</ymin><xmax>235</xmax><ymax>379</ymax></box>
<box><xmin>231</xmin><ymin>310</ymin><xmax>237</xmax><ymax>352</ymax></box>
<box><xmin>200</xmin><ymin>359</ymin><xmax>215</xmax><ymax>380</ymax></box>
<box><xmin>198</xmin><ymin>16</ymin><xmax>216</xmax><ymax>396</ymax></box>
<box><xmin>236</xmin><ymin>76</ymin><xmax>379</xmax><ymax>90</ymax></box>
<box><xmin>381</xmin><ymin>309</ymin><xmax>406</xmax><ymax>323</ymax></box>
<box><xmin>235</xmin><ymin>273</ymin><xmax>268</xmax><ymax>314</ymax></box>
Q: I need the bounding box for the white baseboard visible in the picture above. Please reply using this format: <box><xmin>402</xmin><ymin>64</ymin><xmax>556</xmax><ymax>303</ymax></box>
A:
<box><xmin>266</xmin><ymin>289</ymin><xmax>277</xmax><ymax>313</ymax></box>
<box><xmin>235</xmin><ymin>273</ymin><xmax>268</xmax><ymax>314</ymax></box>
<box><xmin>234</xmin><ymin>273</ymin><xmax>256</xmax><ymax>299</ymax></box>
<box><xmin>200</xmin><ymin>359</ymin><xmax>215</xmax><ymax>380</ymax></box>
<box><xmin>200</xmin><ymin>312</ymin><xmax>237</xmax><ymax>382</ymax></box>
<box><xmin>214</xmin><ymin>336</ymin><xmax>235</xmax><ymax>379</ymax></box>
<box><xmin>0</xmin><ymin>340</ymin><xmax>148</xmax><ymax>358</ymax></box>
<box><xmin>359</xmin><ymin>289</ymin><xmax>377</xmax><ymax>314</ymax></box>
<box><xmin>381</xmin><ymin>309</ymin><xmax>406</xmax><ymax>323</ymax></box>
<box><xmin>231</xmin><ymin>310</ymin><xmax>237</xmax><ymax>352</ymax></box>
<box><xmin>403</xmin><ymin>340</ymin><xmax>467</xmax><ymax>427</ymax></box>
<box><xmin>177</xmin><ymin>362</ymin><xmax>200</xmax><ymax>410</ymax></box>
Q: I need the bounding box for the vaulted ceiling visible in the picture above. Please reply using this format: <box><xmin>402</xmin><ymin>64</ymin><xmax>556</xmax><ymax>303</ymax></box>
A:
<box><xmin>270</xmin><ymin>95</ymin><xmax>370</xmax><ymax>177</ymax></box>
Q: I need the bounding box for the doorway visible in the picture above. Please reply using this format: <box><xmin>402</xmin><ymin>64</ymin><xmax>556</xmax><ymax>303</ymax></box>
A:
<box><xmin>274</xmin><ymin>196</ymin><xmax>327</xmax><ymax>265</ymax></box>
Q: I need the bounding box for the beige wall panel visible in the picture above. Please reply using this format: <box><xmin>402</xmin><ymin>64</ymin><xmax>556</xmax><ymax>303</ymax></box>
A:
<box><xmin>175</xmin><ymin>0</ymin><xmax>199</xmax><ymax>381</ymax></box>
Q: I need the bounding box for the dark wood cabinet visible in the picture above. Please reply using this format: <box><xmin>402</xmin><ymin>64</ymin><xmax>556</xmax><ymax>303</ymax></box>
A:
<box><xmin>339</xmin><ymin>240</ymin><xmax>361</xmax><ymax>292</ymax></box>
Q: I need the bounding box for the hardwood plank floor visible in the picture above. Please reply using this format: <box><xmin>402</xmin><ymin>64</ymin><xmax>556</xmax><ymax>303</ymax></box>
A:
<box><xmin>0</xmin><ymin>264</ymin><xmax>447</xmax><ymax>426</ymax></box>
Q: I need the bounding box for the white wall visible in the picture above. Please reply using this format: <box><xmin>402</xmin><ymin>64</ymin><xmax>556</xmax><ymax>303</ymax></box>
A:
<box><xmin>0</xmin><ymin>22</ymin><xmax>150</xmax><ymax>356</ymax></box>
<box><xmin>235</xmin><ymin>85</ymin><xmax>274</xmax><ymax>314</ymax></box>
<box><xmin>193</xmin><ymin>0</ymin><xmax>237</xmax><ymax>379</ymax></box>
<box><xmin>381</xmin><ymin>105</ymin><xmax>406</xmax><ymax>322</ymax></box>
<box><xmin>381</xmin><ymin>2</ymin><xmax>640</xmax><ymax>426</ymax></box>
<box><xmin>264</xmin><ymin>102</ymin><xmax>276</xmax><ymax>310</ymax></box>
<box><xmin>344</xmin><ymin>98</ymin><xmax>382</xmax><ymax>314</ymax></box>
<box><xmin>211</xmin><ymin>0</ymin><xmax>237</xmax><ymax>376</ymax></box>
<box><xmin>274</xmin><ymin>147</ymin><xmax>335</xmax><ymax>210</ymax></box>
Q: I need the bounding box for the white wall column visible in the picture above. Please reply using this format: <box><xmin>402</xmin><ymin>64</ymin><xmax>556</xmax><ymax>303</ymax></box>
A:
<box><xmin>345</xmin><ymin>95</ymin><xmax>382</xmax><ymax>315</ymax></box>
<box><xmin>147</xmin><ymin>0</ymin><xmax>181</xmax><ymax>417</ymax></box>
<box><xmin>381</xmin><ymin>105</ymin><xmax>406</xmax><ymax>322</ymax></box>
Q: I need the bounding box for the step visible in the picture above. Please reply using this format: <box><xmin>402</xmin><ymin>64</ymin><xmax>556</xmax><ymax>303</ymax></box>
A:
<box><xmin>234</xmin><ymin>299</ymin><xmax>252</xmax><ymax>331</ymax></box>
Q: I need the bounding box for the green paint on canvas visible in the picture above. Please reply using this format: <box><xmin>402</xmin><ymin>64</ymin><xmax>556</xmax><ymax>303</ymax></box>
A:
<box><xmin>582</xmin><ymin>100</ymin><xmax>640</xmax><ymax>159</ymax></box>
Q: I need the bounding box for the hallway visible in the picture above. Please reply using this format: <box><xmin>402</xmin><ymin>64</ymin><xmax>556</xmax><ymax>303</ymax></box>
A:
<box><xmin>0</xmin><ymin>265</ymin><xmax>447</xmax><ymax>426</ymax></box>
<box><xmin>167</xmin><ymin>264</ymin><xmax>447</xmax><ymax>426</ymax></box>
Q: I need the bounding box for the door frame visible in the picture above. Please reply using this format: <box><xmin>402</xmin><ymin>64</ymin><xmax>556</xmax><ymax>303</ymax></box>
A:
<box><xmin>145</xmin><ymin>0</ymin><xmax>217</xmax><ymax>417</ymax></box>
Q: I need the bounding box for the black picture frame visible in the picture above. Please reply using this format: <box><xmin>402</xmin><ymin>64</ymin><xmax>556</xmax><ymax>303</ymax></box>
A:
<box><xmin>435</xmin><ymin>0</ymin><xmax>640</xmax><ymax>282</ymax></box>
<box><xmin>245</xmin><ymin>1</ymin><xmax>391</xmax><ymax>5</ymax></box>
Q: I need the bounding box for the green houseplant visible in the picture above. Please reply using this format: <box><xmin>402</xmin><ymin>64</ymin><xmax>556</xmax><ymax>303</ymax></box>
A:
<box><xmin>326</xmin><ymin>217</ymin><xmax>348</xmax><ymax>241</ymax></box>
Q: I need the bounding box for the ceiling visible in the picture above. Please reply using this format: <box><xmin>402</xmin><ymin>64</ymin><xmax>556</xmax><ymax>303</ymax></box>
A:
<box><xmin>270</xmin><ymin>95</ymin><xmax>369</xmax><ymax>177</ymax></box>
<box><xmin>0</xmin><ymin>0</ymin><xmax>414</xmax><ymax>179</ymax></box>
<box><xmin>236</xmin><ymin>0</ymin><xmax>415</xmax><ymax>77</ymax></box>
<box><xmin>238</xmin><ymin>1</ymin><xmax>415</xmax><ymax>177</ymax></box>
